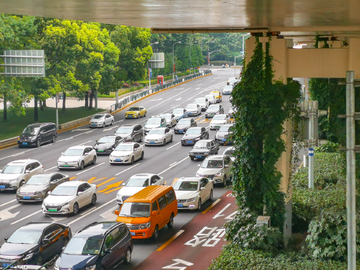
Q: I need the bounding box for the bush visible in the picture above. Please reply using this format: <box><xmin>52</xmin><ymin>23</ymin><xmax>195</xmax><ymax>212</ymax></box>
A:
<box><xmin>208</xmin><ymin>243</ymin><xmax>347</xmax><ymax>270</ymax></box>
<box><xmin>315</xmin><ymin>141</ymin><xmax>340</xmax><ymax>153</ymax></box>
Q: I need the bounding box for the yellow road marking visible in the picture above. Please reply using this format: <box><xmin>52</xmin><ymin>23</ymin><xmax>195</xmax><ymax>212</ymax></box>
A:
<box><xmin>104</xmin><ymin>186</ymin><xmax>123</xmax><ymax>194</ymax></box>
<box><xmin>92</xmin><ymin>177</ymin><xmax>108</xmax><ymax>183</ymax></box>
<box><xmin>96</xmin><ymin>177</ymin><xmax>117</xmax><ymax>188</ymax></box>
<box><xmin>171</xmin><ymin>178</ymin><xmax>178</xmax><ymax>186</ymax></box>
<box><xmin>202</xmin><ymin>199</ymin><xmax>221</xmax><ymax>214</ymax></box>
<box><xmin>195</xmin><ymin>117</ymin><xmax>202</xmax><ymax>121</ymax></box>
<box><xmin>98</xmin><ymin>181</ymin><xmax>123</xmax><ymax>193</ymax></box>
<box><xmin>156</xmin><ymin>230</ymin><xmax>185</xmax><ymax>251</ymax></box>
<box><xmin>164</xmin><ymin>181</ymin><xmax>167</xmax><ymax>185</ymax></box>
<box><xmin>70</xmin><ymin>177</ymin><xmax>77</xmax><ymax>180</ymax></box>
<box><xmin>87</xmin><ymin>177</ymin><xmax>97</xmax><ymax>183</ymax></box>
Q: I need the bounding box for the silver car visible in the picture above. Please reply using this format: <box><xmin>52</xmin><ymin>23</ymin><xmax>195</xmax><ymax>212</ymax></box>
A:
<box><xmin>57</xmin><ymin>145</ymin><xmax>97</xmax><ymax>170</ymax></box>
<box><xmin>16</xmin><ymin>172</ymin><xmax>69</xmax><ymax>203</ymax></box>
<box><xmin>89</xmin><ymin>113</ymin><xmax>114</xmax><ymax>128</ymax></box>
<box><xmin>109</xmin><ymin>142</ymin><xmax>144</xmax><ymax>164</ymax></box>
<box><xmin>145</xmin><ymin>127</ymin><xmax>174</xmax><ymax>146</ymax></box>
<box><xmin>185</xmin><ymin>103</ymin><xmax>201</xmax><ymax>116</ymax></box>
<box><xmin>159</xmin><ymin>113</ymin><xmax>177</xmax><ymax>127</ymax></box>
<box><xmin>194</xmin><ymin>97</ymin><xmax>210</xmax><ymax>111</ymax></box>
<box><xmin>196</xmin><ymin>155</ymin><xmax>233</xmax><ymax>185</ymax></box>
<box><xmin>209</xmin><ymin>114</ymin><xmax>231</xmax><ymax>130</ymax></box>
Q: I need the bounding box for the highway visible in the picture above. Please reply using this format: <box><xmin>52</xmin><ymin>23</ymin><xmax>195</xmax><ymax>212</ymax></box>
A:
<box><xmin>0</xmin><ymin>68</ymin><xmax>235</xmax><ymax>269</ymax></box>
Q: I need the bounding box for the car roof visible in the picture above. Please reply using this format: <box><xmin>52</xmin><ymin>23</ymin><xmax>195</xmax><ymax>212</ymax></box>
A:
<box><xmin>67</xmin><ymin>145</ymin><xmax>91</xmax><ymax>150</ymax></box>
<box><xmin>7</xmin><ymin>159</ymin><xmax>41</xmax><ymax>165</ymax></box>
<box><xmin>120</xmin><ymin>124</ymin><xmax>138</xmax><ymax>128</ymax></box>
<box><xmin>29</xmin><ymin>172</ymin><xmax>65</xmax><ymax>177</ymax></box>
<box><xmin>25</xmin><ymin>122</ymin><xmax>54</xmax><ymax>128</ymax></box>
<box><xmin>187</xmin><ymin>127</ymin><xmax>201</xmax><ymax>130</ymax></box>
<box><xmin>148</xmin><ymin>127</ymin><xmax>166</xmax><ymax>131</ymax></box>
<box><xmin>75</xmin><ymin>222</ymin><xmax>119</xmax><ymax>238</ymax></box>
<box><xmin>131</xmin><ymin>173</ymin><xmax>156</xmax><ymax>178</ymax></box>
<box><xmin>58</xmin><ymin>180</ymin><xmax>84</xmax><ymax>187</ymax></box>
<box><xmin>18</xmin><ymin>222</ymin><xmax>55</xmax><ymax>231</ymax></box>
<box><xmin>120</xmin><ymin>142</ymin><xmax>137</xmax><ymax>145</ymax></box>
<box><xmin>178</xmin><ymin>177</ymin><xmax>203</xmax><ymax>182</ymax></box>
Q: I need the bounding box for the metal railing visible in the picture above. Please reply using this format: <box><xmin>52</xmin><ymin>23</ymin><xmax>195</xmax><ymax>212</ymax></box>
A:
<box><xmin>110</xmin><ymin>70</ymin><xmax>212</xmax><ymax>112</ymax></box>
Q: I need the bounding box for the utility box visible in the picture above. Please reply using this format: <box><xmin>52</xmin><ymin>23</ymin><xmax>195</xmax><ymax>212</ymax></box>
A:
<box><xmin>157</xmin><ymin>75</ymin><xmax>164</xmax><ymax>85</ymax></box>
<box><xmin>256</xmin><ymin>216</ymin><xmax>271</xmax><ymax>227</ymax></box>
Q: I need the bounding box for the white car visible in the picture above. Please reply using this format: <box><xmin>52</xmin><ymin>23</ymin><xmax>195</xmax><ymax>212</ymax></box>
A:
<box><xmin>209</xmin><ymin>114</ymin><xmax>231</xmax><ymax>130</ymax></box>
<box><xmin>89</xmin><ymin>113</ymin><xmax>114</xmax><ymax>128</ymax></box>
<box><xmin>0</xmin><ymin>159</ymin><xmax>44</xmax><ymax>191</ymax></box>
<box><xmin>172</xmin><ymin>177</ymin><xmax>213</xmax><ymax>210</ymax></box>
<box><xmin>116</xmin><ymin>173</ymin><xmax>165</xmax><ymax>205</ymax></box>
<box><xmin>194</xmin><ymin>97</ymin><xmax>210</xmax><ymax>111</ymax></box>
<box><xmin>145</xmin><ymin>127</ymin><xmax>174</xmax><ymax>146</ymax></box>
<box><xmin>196</xmin><ymin>155</ymin><xmax>233</xmax><ymax>185</ymax></box>
<box><xmin>222</xmin><ymin>85</ymin><xmax>233</xmax><ymax>95</ymax></box>
<box><xmin>159</xmin><ymin>113</ymin><xmax>177</xmax><ymax>127</ymax></box>
<box><xmin>185</xmin><ymin>103</ymin><xmax>201</xmax><ymax>116</ymax></box>
<box><xmin>57</xmin><ymin>145</ymin><xmax>97</xmax><ymax>170</ymax></box>
<box><xmin>109</xmin><ymin>142</ymin><xmax>144</xmax><ymax>164</ymax></box>
<box><xmin>205</xmin><ymin>94</ymin><xmax>217</xmax><ymax>104</ymax></box>
<box><xmin>144</xmin><ymin>116</ymin><xmax>167</xmax><ymax>134</ymax></box>
<box><xmin>42</xmin><ymin>181</ymin><xmax>97</xmax><ymax>215</ymax></box>
<box><xmin>223</xmin><ymin>147</ymin><xmax>235</xmax><ymax>162</ymax></box>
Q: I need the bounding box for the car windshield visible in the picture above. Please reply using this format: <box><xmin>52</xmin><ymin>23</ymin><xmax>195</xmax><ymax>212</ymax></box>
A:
<box><xmin>177</xmin><ymin>119</ymin><xmax>191</xmax><ymax>125</ymax></box>
<box><xmin>51</xmin><ymin>186</ymin><xmax>76</xmax><ymax>196</ymax></box>
<box><xmin>185</xmin><ymin>128</ymin><xmax>201</xmax><ymax>135</ymax></box>
<box><xmin>224</xmin><ymin>149</ymin><xmax>235</xmax><ymax>156</ymax></box>
<box><xmin>173</xmin><ymin>181</ymin><xmax>199</xmax><ymax>191</ymax></box>
<box><xmin>63</xmin><ymin>148</ymin><xmax>83</xmax><ymax>156</ymax></box>
<box><xmin>2</xmin><ymin>165</ymin><xmax>24</xmax><ymax>174</ymax></box>
<box><xmin>207</xmin><ymin>105</ymin><xmax>219</xmax><ymax>112</ymax></box>
<box><xmin>205</xmin><ymin>95</ymin><xmax>215</xmax><ymax>100</ymax></box>
<box><xmin>146</xmin><ymin>118</ymin><xmax>161</xmax><ymax>125</ymax></box>
<box><xmin>64</xmin><ymin>237</ymin><xmax>103</xmax><ymax>255</ymax></box>
<box><xmin>219</xmin><ymin>125</ymin><xmax>233</xmax><ymax>132</ymax></box>
<box><xmin>98</xmin><ymin>137</ymin><xmax>115</xmax><ymax>143</ymax></box>
<box><xmin>213</xmin><ymin>115</ymin><xmax>226</xmax><ymax>121</ymax></box>
<box><xmin>128</xmin><ymin>107</ymin><xmax>140</xmax><ymax>111</ymax></box>
<box><xmin>173</xmin><ymin>109</ymin><xmax>184</xmax><ymax>114</ymax></box>
<box><xmin>92</xmin><ymin>114</ymin><xmax>104</xmax><ymax>119</ymax></box>
<box><xmin>186</xmin><ymin>104</ymin><xmax>197</xmax><ymax>110</ymax></box>
<box><xmin>194</xmin><ymin>98</ymin><xmax>206</xmax><ymax>103</ymax></box>
<box><xmin>26</xmin><ymin>175</ymin><xmax>50</xmax><ymax>185</ymax></box>
<box><xmin>116</xmin><ymin>127</ymin><xmax>132</xmax><ymax>134</ymax></box>
<box><xmin>114</xmin><ymin>144</ymin><xmax>133</xmax><ymax>151</ymax></box>
<box><xmin>201</xmin><ymin>159</ymin><xmax>223</xmax><ymax>168</ymax></box>
<box><xmin>22</xmin><ymin>126</ymin><xmax>40</xmax><ymax>136</ymax></box>
<box><xmin>125</xmin><ymin>177</ymin><xmax>148</xmax><ymax>187</ymax></box>
<box><xmin>119</xmin><ymin>202</ymin><xmax>151</xmax><ymax>217</ymax></box>
<box><xmin>193</xmin><ymin>141</ymin><xmax>209</xmax><ymax>149</ymax></box>
<box><xmin>148</xmin><ymin>129</ymin><xmax>165</xmax><ymax>135</ymax></box>
<box><xmin>160</xmin><ymin>114</ymin><xmax>171</xmax><ymax>120</ymax></box>
<box><xmin>7</xmin><ymin>229</ymin><xmax>42</xmax><ymax>244</ymax></box>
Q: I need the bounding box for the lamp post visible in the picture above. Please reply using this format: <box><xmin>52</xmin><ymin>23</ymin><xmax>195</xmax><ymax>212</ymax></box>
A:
<box><xmin>242</xmin><ymin>33</ymin><xmax>251</xmax><ymax>57</ymax></box>
<box><xmin>234</xmin><ymin>55</ymin><xmax>242</xmax><ymax>77</ymax></box>
<box><xmin>148</xmin><ymin>42</ymin><xmax>159</xmax><ymax>89</ymax></box>
<box><xmin>172</xmin><ymin>41</ymin><xmax>181</xmax><ymax>82</ymax></box>
<box><xmin>190</xmin><ymin>40</ymin><xmax>197</xmax><ymax>74</ymax></box>
<box><xmin>208</xmin><ymin>49</ymin><xmax>220</xmax><ymax>68</ymax></box>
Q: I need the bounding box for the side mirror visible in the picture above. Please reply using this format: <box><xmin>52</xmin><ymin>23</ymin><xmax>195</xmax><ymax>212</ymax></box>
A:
<box><xmin>151</xmin><ymin>210</ymin><xmax>158</xmax><ymax>216</ymax></box>
<box><xmin>84</xmin><ymin>152</ymin><xmax>89</xmax><ymax>156</ymax></box>
<box><xmin>77</xmin><ymin>191</ymin><xmax>83</xmax><ymax>195</ymax></box>
<box><xmin>114</xmin><ymin>210</ymin><xmax>119</xmax><ymax>215</ymax></box>
<box><xmin>25</xmin><ymin>170</ymin><xmax>30</xmax><ymax>174</ymax></box>
<box><xmin>4</xmin><ymin>237</ymin><xmax>8</xmax><ymax>242</ymax></box>
<box><xmin>47</xmin><ymin>191</ymin><xmax>51</xmax><ymax>195</ymax></box>
<box><xmin>42</xmin><ymin>238</ymin><xmax>50</xmax><ymax>245</ymax></box>
<box><xmin>200</xmin><ymin>187</ymin><xmax>205</xmax><ymax>190</ymax></box>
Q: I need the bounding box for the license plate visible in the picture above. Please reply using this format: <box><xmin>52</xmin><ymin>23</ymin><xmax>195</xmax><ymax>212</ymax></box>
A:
<box><xmin>115</xmin><ymin>159</ymin><xmax>122</xmax><ymax>162</ymax></box>
<box><xmin>22</xmin><ymin>142</ymin><xmax>28</xmax><ymax>145</ymax></box>
<box><xmin>128</xmin><ymin>115</ymin><xmax>133</xmax><ymax>118</ymax></box>
<box><xmin>48</xmin><ymin>208</ymin><xmax>58</xmax><ymax>212</ymax></box>
<box><xmin>23</xmin><ymin>196</ymin><xmax>31</xmax><ymax>199</ymax></box>
<box><xmin>131</xmin><ymin>232</ymin><xmax>135</xmax><ymax>236</ymax></box>
<box><xmin>62</xmin><ymin>165</ymin><xmax>70</xmax><ymax>167</ymax></box>
<box><xmin>196</xmin><ymin>155</ymin><xmax>202</xmax><ymax>158</ymax></box>
<box><xmin>187</xmin><ymin>141</ymin><xmax>193</xmax><ymax>144</ymax></box>
<box><xmin>150</xmin><ymin>142</ymin><xmax>155</xmax><ymax>144</ymax></box>
<box><xmin>179</xmin><ymin>130</ymin><xmax>183</xmax><ymax>133</ymax></box>
<box><xmin>3</xmin><ymin>263</ymin><xmax>10</xmax><ymax>267</ymax></box>
<box><xmin>97</xmin><ymin>150</ymin><xmax>104</xmax><ymax>152</ymax></box>
<box><xmin>222</xmin><ymin>139</ymin><xmax>227</xmax><ymax>141</ymax></box>
<box><xmin>92</xmin><ymin>124</ymin><xmax>97</xmax><ymax>126</ymax></box>
<box><xmin>178</xmin><ymin>204</ymin><xmax>183</xmax><ymax>208</ymax></box>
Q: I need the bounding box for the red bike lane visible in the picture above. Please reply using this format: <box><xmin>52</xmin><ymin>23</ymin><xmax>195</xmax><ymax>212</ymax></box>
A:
<box><xmin>134</xmin><ymin>190</ymin><xmax>237</xmax><ymax>270</ymax></box>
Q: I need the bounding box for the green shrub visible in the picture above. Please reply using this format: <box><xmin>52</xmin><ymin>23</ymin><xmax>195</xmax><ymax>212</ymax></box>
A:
<box><xmin>315</xmin><ymin>141</ymin><xmax>340</xmax><ymax>153</ymax></box>
<box><xmin>208</xmin><ymin>243</ymin><xmax>347</xmax><ymax>270</ymax></box>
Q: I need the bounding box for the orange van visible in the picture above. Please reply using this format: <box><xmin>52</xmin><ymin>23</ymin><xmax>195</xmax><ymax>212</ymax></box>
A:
<box><xmin>115</xmin><ymin>185</ymin><xmax>178</xmax><ymax>240</ymax></box>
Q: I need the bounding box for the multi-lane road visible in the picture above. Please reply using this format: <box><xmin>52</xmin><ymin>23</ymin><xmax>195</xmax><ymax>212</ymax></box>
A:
<box><xmin>0</xmin><ymin>68</ymin><xmax>236</xmax><ymax>269</ymax></box>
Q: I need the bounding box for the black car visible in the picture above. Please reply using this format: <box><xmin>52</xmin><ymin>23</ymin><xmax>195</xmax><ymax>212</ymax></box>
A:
<box><xmin>174</xmin><ymin>118</ymin><xmax>197</xmax><ymax>134</ymax></box>
<box><xmin>94</xmin><ymin>135</ymin><xmax>124</xmax><ymax>155</ymax></box>
<box><xmin>181</xmin><ymin>127</ymin><xmax>209</xmax><ymax>146</ymax></box>
<box><xmin>18</xmin><ymin>123</ymin><xmax>57</xmax><ymax>148</ymax></box>
<box><xmin>205</xmin><ymin>104</ymin><xmax>224</xmax><ymax>118</ymax></box>
<box><xmin>189</xmin><ymin>139</ymin><xmax>219</xmax><ymax>160</ymax></box>
<box><xmin>54</xmin><ymin>222</ymin><xmax>133</xmax><ymax>270</ymax></box>
<box><xmin>0</xmin><ymin>222</ymin><xmax>71</xmax><ymax>268</ymax></box>
<box><xmin>215</xmin><ymin>124</ymin><xmax>234</xmax><ymax>145</ymax></box>
<box><xmin>115</xmin><ymin>124</ymin><xmax>144</xmax><ymax>143</ymax></box>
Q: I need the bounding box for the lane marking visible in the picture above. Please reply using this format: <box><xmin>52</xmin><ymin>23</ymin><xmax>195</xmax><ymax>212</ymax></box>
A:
<box><xmin>0</xmin><ymin>199</ymin><xmax>16</xmax><ymax>209</ymax></box>
<box><xmin>98</xmin><ymin>180</ymin><xmax>122</xmax><ymax>193</ymax></box>
<box><xmin>11</xmin><ymin>210</ymin><xmax>41</xmax><ymax>225</ymax></box>
<box><xmin>158</xmin><ymin>156</ymin><xmax>188</xmax><ymax>175</ymax></box>
<box><xmin>44</xmin><ymin>166</ymin><xmax>57</xmax><ymax>172</ymax></box>
<box><xmin>76</xmin><ymin>162</ymin><xmax>105</xmax><ymax>175</ymax></box>
<box><xmin>156</xmin><ymin>230</ymin><xmax>185</xmax><ymax>251</ymax></box>
<box><xmin>115</xmin><ymin>163</ymin><xmax>140</xmax><ymax>176</ymax></box>
<box><xmin>70</xmin><ymin>177</ymin><xmax>77</xmax><ymax>180</ymax></box>
<box><xmin>202</xmin><ymin>198</ymin><xmax>221</xmax><ymax>214</ymax></box>
<box><xmin>212</xmin><ymin>203</ymin><xmax>232</xmax><ymax>219</ymax></box>
<box><xmin>166</xmin><ymin>142</ymin><xmax>180</xmax><ymax>150</ymax></box>
<box><xmin>96</xmin><ymin>177</ymin><xmax>117</xmax><ymax>188</ymax></box>
<box><xmin>104</xmin><ymin>186</ymin><xmax>122</xmax><ymax>194</ymax></box>
<box><xmin>79</xmin><ymin>140</ymin><xmax>92</xmax><ymax>145</ymax></box>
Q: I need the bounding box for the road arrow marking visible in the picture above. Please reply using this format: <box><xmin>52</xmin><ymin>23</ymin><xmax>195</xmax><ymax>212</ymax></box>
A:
<box><xmin>0</xmin><ymin>204</ymin><xmax>21</xmax><ymax>221</ymax></box>
<box><xmin>98</xmin><ymin>181</ymin><xmax>123</xmax><ymax>193</ymax></box>
<box><xmin>96</xmin><ymin>177</ymin><xmax>117</xmax><ymax>188</ymax></box>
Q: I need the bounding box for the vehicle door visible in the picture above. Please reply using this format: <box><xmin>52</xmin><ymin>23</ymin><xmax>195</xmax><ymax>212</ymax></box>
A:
<box><xmin>200</xmin><ymin>178</ymin><xmax>211</xmax><ymax>201</ymax></box>
<box><xmin>100</xmin><ymin>228</ymin><xmax>120</xmax><ymax>269</ymax></box>
<box><xmin>38</xmin><ymin>126</ymin><xmax>46</xmax><ymax>144</ymax></box>
<box><xmin>76</xmin><ymin>184</ymin><xmax>87</xmax><ymax>207</ymax></box>
<box><xmin>164</xmin><ymin>128</ymin><xmax>171</xmax><ymax>142</ymax></box>
<box><xmin>157</xmin><ymin>195</ymin><xmax>168</xmax><ymax>229</ymax></box>
<box><xmin>81</xmin><ymin>182</ymin><xmax>93</xmax><ymax>205</ymax></box>
<box><xmin>133</xmin><ymin>143</ymin><xmax>141</xmax><ymax>160</ymax></box>
<box><xmin>200</xmin><ymin>127</ymin><xmax>206</xmax><ymax>139</ymax></box>
<box><xmin>83</xmin><ymin>147</ymin><xmax>92</xmax><ymax>165</ymax></box>
<box><xmin>133</xmin><ymin>125</ymin><xmax>140</xmax><ymax>141</ymax></box>
<box><xmin>224</xmin><ymin>156</ymin><xmax>232</xmax><ymax>176</ymax></box>
<box><xmin>151</xmin><ymin>175</ymin><xmax>162</xmax><ymax>185</ymax></box>
<box><xmin>41</xmin><ymin>224</ymin><xmax>63</xmax><ymax>262</ymax></box>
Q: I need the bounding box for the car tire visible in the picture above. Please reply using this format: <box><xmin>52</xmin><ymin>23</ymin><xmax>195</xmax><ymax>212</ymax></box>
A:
<box><xmin>167</xmin><ymin>214</ymin><xmax>174</xmax><ymax>228</ymax></box>
<box><xmin>102</xmin><ymin>122</ymin><xmax>106</xmax><ymax>128</ymax></box>
<box><xmin>36</xmin><ymin>139</ymin><xmax>41</xmax><ymax>147</ymax></box>
<box><xmin>51</xmin><ymin>134</ymin><xmax>57</xmax><ymax>143</ymax></box>
<box><xmin>144</xmin><ymin>112</ymin><xmax>147</xmax><ymax>117</ymax></box>
<box><xmin>153</xmin><ymin>225</ymin><xmax>159</xmax><ymax>240</ymax></box>
<box><xmin>130</xmin><ymin>156</ymin><xmax>134</xmax><ymax>164</ymax></box>
<box><xmin>197</xmin><ymin>198</ymin><xmax>202</xmax><ymax>211</ymax></box>
<box><xmin>91</xmin><ymin>194</ymin><xmax>97</xmax><ymax>205</ymax></box>
<box><xmin>92</xmin><ymin>156</ymin><xmax>97</xmax><ymax>165</ymax></box>
<box><xmin>125</xmin><ymin>248</ymin><xmax>132</xmax><ymax>264</ymax></box>
<box><xmin>170</xmin><ymin>135</ymin><xmax>173</xmax><ymax>142</ymax></box>
<box><xmin>210</xmin><ymin>189</ymin><xmax>214</xmax><ymax>201</ymax></box>
<box><xmin>190</xmin><ymin>156</ymin><xmax>194</xmax><ymax>161</ymax></box>
<box><xmin>162</xmin><ymin>139</ymin><xmax>166</xmax><ymax>146</ymax></box>
<box><xmin>140</xmin><ymin>152</ymin><xmax>144</xmax><ymax>160</ymax></box>
<box><xmin>73</xmin><ymin>202</ymin><xmax>79</xmax><ymax>215</ymax></box>
<box><xmin>79</xmin><ymin>161</ymin><xmax>85</xmax><ymax>170</ymax></box>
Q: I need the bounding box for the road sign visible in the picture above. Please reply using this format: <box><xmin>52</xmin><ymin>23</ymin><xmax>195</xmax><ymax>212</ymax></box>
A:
<box><xmin>149</xmin><ymin>53</ymin><xmax>165</xmax><ymax>68</ymax></box>
<box><xmin>0</xmin><ymin>50</ymin><xmax>45</xmax><ymax>77</ymax></box>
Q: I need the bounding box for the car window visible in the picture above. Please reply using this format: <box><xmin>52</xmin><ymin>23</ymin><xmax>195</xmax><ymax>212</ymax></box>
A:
<box><xmin>158</xmin><ymin>196</ymin><xmax>167</xmax><ymax>210</ymax></box>
<box><xmin>165</xmin><ymin>189</ymin><xmax>176</xmax><ymax>204</ymax></box>
<box><xmin>31</xmin><ymin>162</ymin><xmax>40</xmax><ymax>170</ymax></box>
<box><xmin>152</xmin><ymin>201</ymin><xmax>158</xmax><ymax>212</ymax></box>
<box><xmin>104</xmin><ymin>228</ymin><xmax>120</xmax><ymax>250</ymax></box>
<box><xmin>44</xmin><ymin>224</ymin><xmax>62</xmax><ymax>241</ymax></box>
<box><xmin>25</xmin><ymin>164</ymin><xmax>31</xmax><ymax>172</ymax></box>
<box><xmin>134</xmin><ymin>143</ymin><xmax>140</xmax><ymax>148</ymax></box>
<box><xmin>201</xmin><ymin>178</ymin><xmax>208</xmax><ymax>187</ymax></box>
<box><xmin>51</xmin><ymin>174</ymin><xmax>61</xmax><ymax>181</ymax></box>
<box><xmin>77</xmin><ymin>185</ymin><xmax>85</xmax><ymax>193</ymax></box>
<box><xmin>83</xmin><ymin>183</ymin><xmax>91</xmax><ymax>190</ymax></box>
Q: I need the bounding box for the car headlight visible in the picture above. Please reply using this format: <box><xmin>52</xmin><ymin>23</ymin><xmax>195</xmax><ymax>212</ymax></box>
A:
<box><xmin>139</xmin><ymin>222</ymin><xmax>151</xmax><ymax>229</ymax></box>
<box><xmin>215</xmin><ymin>169</ymin><xmax>224</xmax><ymax>176</ymax></box>
<box><xmin>62</xmin><ymin>202</ymin><xmax>70</xmax><ymax>208</ymax></box>
<box><xmin>83</xmin><ymin>265</ymin><xmax>96</xmax><ymax>270</ymax></box>
<box><xmin>54</xmin><ymin>264</ymin><xmax>59</xmax><ymax>270</ymax></box>
<box><xmin>186</xmin><ymin>197</ymin><xmax>196</xmax><ymax>203</ymax></box>
<box><xmin>34</xmin><ymin>190</ymin><xmax>44</xmax><ymax>195</ymax></box>
<box><xmin>23</xmin><ymin>253</ymin><xmax>34</xmax><ymax>261</ymax></box>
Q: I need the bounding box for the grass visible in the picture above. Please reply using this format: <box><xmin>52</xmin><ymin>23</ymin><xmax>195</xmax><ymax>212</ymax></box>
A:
<box><xmin>0</xmin><ymin>107</ymin><xmax>105</xmax><ymax>140</ymax></box>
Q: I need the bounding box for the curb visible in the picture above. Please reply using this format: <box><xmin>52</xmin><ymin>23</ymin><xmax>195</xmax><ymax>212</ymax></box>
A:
<box><xmin>0</xmin><ymin>73</ymin><xmax>212</xmax><ymax>151</ymax></box>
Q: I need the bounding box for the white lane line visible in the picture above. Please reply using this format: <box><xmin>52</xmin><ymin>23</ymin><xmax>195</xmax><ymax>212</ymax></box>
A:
<box><xmin>115</xmin><ymin>163</ymin><xmax>140</xmax><ymax>176</ymax></box>
<box><xmin>79</xmin><ymin>140</ymin><xmax>92</xmax><ymax>145</ymax></box>
<box><xmin>0</xmin><ymin>199</ymin><xmax>16</xmax><ymax>209</ymax></box>
<box><xmin>158</xmin><ymin>156</ymin><xmax>188</xmax><ymax>175</ymax></box>
<box><xmin>68</xmin><ymin>198</ymin><xmax>116</xmax><ymax>225</ymax></box>
<box><xmin>11</xmin><ymin>210</ymin><xmax>42</xmax><ymax>225</ymax></box>
<box><xmin>76</xmin><ymin>162</ymin><xmax>105</xmax><ymax>176</ymax></box>
<box><xmin>169</xmin><ymin>162</ymin><xmax>177</xmax><ymax>167</ymax></box>
<box><xmin>72</xmin><ymin>128</ymin><xmax>89</xmax><ymax>132</ymax></box>
<box><xmin>44</xmin><ymin>166</ymin><xmax>57</xmax><ymax>172</ymax></box>
<box><xmin>166</xmin><ymin>142</ymin><xmax>180</xmax><ymax>150</ymax></box>
<box><xmin>115</xmin><ymin>120</ymin><xmax>124</xmax><ymax>124</ymax></box>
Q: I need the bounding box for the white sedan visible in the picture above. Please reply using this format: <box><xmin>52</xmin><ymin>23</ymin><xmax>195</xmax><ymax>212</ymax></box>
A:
<box><xmin>42</xmin><ymin>181</ymin><xmax>97</xmax><ymax>215</ymax></box>
<box><xmin>144</xmin><ymin>128</ymin><xmax>174</xmax><ymax>146</ymax></box>
<box><xmin>209</xmin><ymin>114</ymin><xmax>231</xmax><ymax>130</ymax></box>
<box><xmin>172</xmin><ymin>177</ymin><xmax>213</xmax><ymax>210</ymax></box>
<box><xmin>116</xmin><ymin>173</ymin><xmax>165</xmax><ymax>205</ymax></box>
<box><xmin>89</xmin><ymin>113</ymin><xmax>114</xmax><ymax>128</ymax></box>
<box><xmin>109</xmin><ymin>142</ymin><xmax>144</xmax><ymax>164</ymax></box>
<box><xmin>57</xmin><ymin>145</ymin><xmax>97</xmax><ymax>170</ymax></box>
<box><xmin>185</xmin><ymin>103</ymin><xmax>202</xmax><ymax>116</ymax></box>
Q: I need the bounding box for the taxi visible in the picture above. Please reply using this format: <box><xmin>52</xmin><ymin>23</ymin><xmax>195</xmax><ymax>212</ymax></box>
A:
<box><xmin>210</xmin><ymin>91</ymin><xmax>222</xmax><ymax>103</ymax></box>
<box><xmin>125</xmin><ymin>106</ymin><xmax>147</xmax><ymax>119</ymax></box>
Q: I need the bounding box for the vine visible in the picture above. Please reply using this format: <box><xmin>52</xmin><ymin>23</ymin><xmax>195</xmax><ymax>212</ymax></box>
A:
<box><xmin>231</xmin><ymin>36</ymin><xmax>301</xmax><ymax>229</ymax></box>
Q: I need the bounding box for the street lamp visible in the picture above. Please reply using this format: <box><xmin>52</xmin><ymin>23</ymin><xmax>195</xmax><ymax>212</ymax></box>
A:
<box><xmin>242</xmin><ymin>33</ymin><xmax>251</xmax><ymax>57</ymax></box>
<box><xmin>208</xmin><ymin>49</ymin><xmax>220</xmax><ymax>68</ymax></box>
<box><xmin>148</xmin><ymin>42</ymin><xmax>159</xmax><ymax>89</ymax></box>
<box><xmin>190</xmin><ymin>40</ymin><xmax>197</xmax><ymax>74</ymax></box>
<box><xmin>172</xmin><ymin>41</ymin><xmax>181</xmax><ymax>82</ymax></box>
<box><xmin>234</xmin><ymin>55</ymin><xmax>242</xmax><ymax>77</ymax></box>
